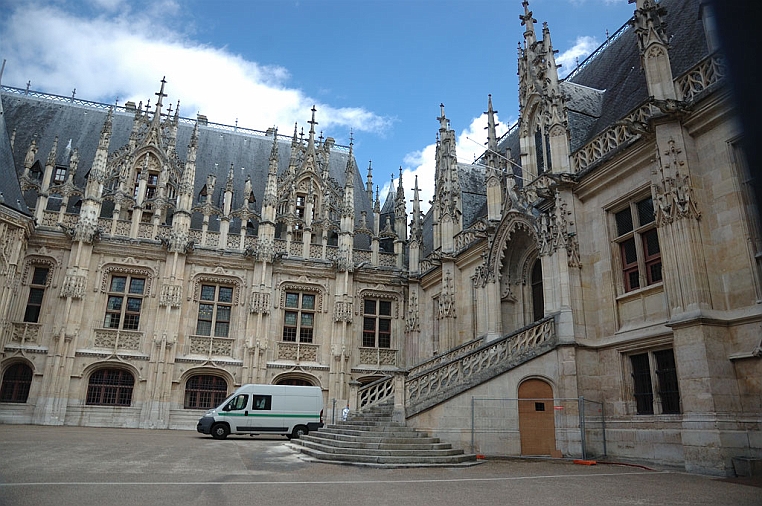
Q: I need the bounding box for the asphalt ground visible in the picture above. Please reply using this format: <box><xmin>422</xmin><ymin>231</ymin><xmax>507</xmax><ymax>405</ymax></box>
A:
<box><xmin>0</xmin><ymin>425</ymin><xmax>759</xmax><ymax>506</ymax></box>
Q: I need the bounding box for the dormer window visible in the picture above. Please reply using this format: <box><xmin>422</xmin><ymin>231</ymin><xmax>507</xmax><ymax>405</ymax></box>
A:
<box><xmin>53</xmin><ymin>165</ymin><xmax>67</xmax><ymax>184</ymax></box>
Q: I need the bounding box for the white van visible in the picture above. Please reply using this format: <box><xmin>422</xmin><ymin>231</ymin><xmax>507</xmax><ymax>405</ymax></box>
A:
<box><xmin>196</xmin><ymin>384</ymin><xmax>324</xmax><ymax>440</ymax></box>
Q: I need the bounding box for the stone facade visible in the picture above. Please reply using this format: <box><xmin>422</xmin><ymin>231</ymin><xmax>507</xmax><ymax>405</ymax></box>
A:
<box><xmin>0</xmin><ymin>0</ymin><xmax>759</xmax><ymax>476</ymax></box>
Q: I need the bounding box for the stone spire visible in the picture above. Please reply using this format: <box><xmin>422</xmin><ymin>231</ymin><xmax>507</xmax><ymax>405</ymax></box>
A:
<box><xmin>34</xmin><ymin>136</ymin><xmax>58</xmax><ymax>223</ymax></box>
<box><xmin>485</xmin><ymin>95</ymin><xmax>503</xmax><ymax>221</ymax></box>
<box><xmin>394</xmin><ymin>167</ymin><xmax>407</xmax><ymax>241</ymax></box>
<box><xmin>143</xmin><ymin>77</ymin><xmax>168</xmax><ymax>147</ymax></box>
<box><xmin>433</xmin><ymin>103</ymin><xmax>462</xmax><ymax>253</ymax></box>
<box><xmin>85</xmin><ymin>108</ymin><xmax>113</xmax><ymax>200</ymax></box>
<box><xmin>366</xmin><ymin>160</ymin><xmax>374</xmax><ymax>203</ymax></box>
<box><xmin>630</xmin><ymin>0</ymin><xmax>676</xmax><ymax>100</ymax></box>
<box><xmin>410</xmin><ymin>175</ymin><xmax>423</xmax><ymax>244</ymax></box>
<box><xmin>167</xmin><ymin>121</ymin><xmax>198</xmax><ymax>253</ymax></box>
<box><xmin>74</xmin><ymin>108</ymin><xmax>112</xmax><ymax>243</ymax></box>
<box><xmin>517</xmin><ymin>1</ymin><xmax>570</xmax><ymax>178</ymax></box>
<box><xmin>302</xmin><ymin>105</ymin><xmax>318</xmax><ymax>174</ymax></box>
<box><xmin>341</xmin><ymin>134</ymin><xmax>356</xmax><ymax>232</ymax></box>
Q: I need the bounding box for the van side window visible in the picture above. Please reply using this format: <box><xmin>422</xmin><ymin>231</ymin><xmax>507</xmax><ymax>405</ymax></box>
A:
<box><xmin>252</xmin><ymin>395</ymin><xmax>272</xmax><ymax>410</ymax></box>
<box><xmin>224</xmin><ymin>394</ymin><xmax>248</xmax><ymax>411</ymax></box>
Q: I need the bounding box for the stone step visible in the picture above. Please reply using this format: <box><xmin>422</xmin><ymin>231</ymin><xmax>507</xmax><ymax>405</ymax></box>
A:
<box><xmin>344</xmin><ymin>416</ymin><xmax>393</xmax><ymax>423</ymax></box>
<box><xmin>319</xmin><ymin>427</ymin><xmax>432</xmax><ymax>439</ymax></box>
<box><xmin>302</xmin><ymin>433</ymin><xmax>447</xmax><ymax>448</ymax></box>
<box><xmin>335</xmin><ymin>419</ymin><xmax>395</xmax><ymax>426</ymax></box>
<box><xmin>295</xmin><ymin>439</ymin><xmax>465</xmax><ymax>457</ymax></box>
<box><xmin>327</xmin><ymin>422</ymin><xmax>413</xmax><ymax>431</ymax></box>
<box><xmin>302</xmin><ymin>431</ymin><xmax>442</xmax><ymax>447</ymax></box>
<box><xmin>293</xmin><ymin>445</ymin><xmax>478</xmax><ymax>467</ymax></box>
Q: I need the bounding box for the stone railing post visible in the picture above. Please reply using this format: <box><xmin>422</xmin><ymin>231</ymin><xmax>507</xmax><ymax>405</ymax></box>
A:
<box><xmin>348</xmin><ymin>380</ymin><xmax>361</xmax><ymax>412</ymax></box>
<box><xmin>392</xmin><ymin>371</ymin><xmax>407</xmax><ymax>424</ymax></box>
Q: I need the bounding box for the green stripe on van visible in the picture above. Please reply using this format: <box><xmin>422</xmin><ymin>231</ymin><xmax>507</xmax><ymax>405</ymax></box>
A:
<box><xmin>219</xmin><ymin>413</ymin><xmax>319</xmax><ymax>418</ymax></box>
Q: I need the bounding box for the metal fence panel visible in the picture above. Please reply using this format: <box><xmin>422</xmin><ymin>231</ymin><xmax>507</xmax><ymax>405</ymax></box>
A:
<box><xmin>470</xmin><ymin>397</ymin><xmax>606</xmax><ymax>460</ymax></box>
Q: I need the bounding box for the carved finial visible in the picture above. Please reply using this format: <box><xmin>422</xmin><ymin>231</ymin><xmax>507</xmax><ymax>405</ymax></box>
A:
<box><xmin>155</xmin><ymin>76</ymin><xmax>167</xmax><ymax>109</ymax></box>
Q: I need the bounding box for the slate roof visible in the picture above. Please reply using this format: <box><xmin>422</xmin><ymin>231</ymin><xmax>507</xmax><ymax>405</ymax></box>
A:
<box><xmin>563</xmin><ymin>0</ymin><xmax>708</xmax><ymax>148</ymax></box>
<box><xmin>0</xmin><ymin>87</ymin><xmax>30</xmax><ymax>216</ymax></box>
<box><xmin>0</xmin><ymin>88</ymin><xmax>375</xmax><ymax>244</ymax></box>
<box><xmin>493</xmin><ymin>0</ymin><xmax>708</xmax><ymax>184</ymax></box>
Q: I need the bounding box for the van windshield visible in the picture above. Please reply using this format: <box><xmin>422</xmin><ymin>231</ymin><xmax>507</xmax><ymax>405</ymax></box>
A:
<box><xmin>223</xmin><ymin>394</ymin><xmax>248</xmax><ymax>411</ymax></box>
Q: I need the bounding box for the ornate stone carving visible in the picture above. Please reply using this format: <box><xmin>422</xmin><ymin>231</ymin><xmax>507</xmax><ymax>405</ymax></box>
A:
<box><xmin>159</xmin><ymin>284</ymin><xmax>183</xmax><ymax>308</ymax></box>
<box><xmin>93</xmin><ymin>328</ymin><xmax>142</xmax><ymax>350</ymax></box>
<box><xmin>439</xmin><ymin>271</ymin><xmax>456</xmax><ymax>319</ymax></box>
<box><xmin>191</xmin><ymin>273</ymin><xmax>243</xmax><ymax>305</ymax></box>
<box><xmin>249</xmin><ymin>291</ymin><xmax>271</xmax><ymax>314</ymax></box>
<box><xmin>22</xmin><ymin>256</ymin><xmax>57</xmax><ymax>287</ymax></box>
<box><xmin>406</xmin><ymin>292</ymin><xmax>420</xmax><ymax>332</ymax></box>
<box><xmin>11</xmin><ymin>323</ymin><xmax>40</xmax><ymax>343</ymax></box>
<box><xmin>652</xmin><ymin>139</ymin><xmax>700</xmax><ymax>225</ymax></box>
<box><xmin>277</xmin><ymin>342</ymin><xmax>318</xmax><ymax>362</ymax></box>
<box><xmin>630</xmin><ymin>0</ymin><xmax>668</xmax><ymax>54</ymax></box>
<box><xmin>358</xmin><ymin>348</ymin><xmax>397</xmax><ymax>366</ymax></box>
<box><xmin>60</xmin><ymin>273</ymin><xmax>86</xmax><ymax>299</ymax></box>
<box><xmin>277</xmin><ymin>280</ymin><xmax>326</xmax><ymax>312</ymax></box>
<box><xmin>100</xmin><ymin>264</ymin><xmax>154</xmax><ymax>295</ymax></box>
<box><xmin>334</xmin><ymin>301</ymin><xmax>353</xmax><ymax>322</ymax></box>
<box><xmin>356</xmin><ymin>288</ymin><xmax>400</xmax><ymax>318</ymax></box>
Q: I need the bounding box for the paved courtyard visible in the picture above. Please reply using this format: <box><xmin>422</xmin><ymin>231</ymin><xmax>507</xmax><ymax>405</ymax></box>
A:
<box><xmin>0</xmin><ymin>425</ymin><xmax>759</xmax><ymax>506</ymax></box>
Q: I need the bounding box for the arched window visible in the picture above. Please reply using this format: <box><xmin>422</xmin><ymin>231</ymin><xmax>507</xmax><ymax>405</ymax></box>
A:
<box><xmin>184</xmin><ymin>375</ymin><xmax>228</xmax><ymax>409</ymax></box>
<box><xmin>276</xmin><ymin>378</ymin><xmax>313</xmax><ymax>386</ymax></box>
<box><xmin>0</xmin><ymin>363</ymin><xmax>33</xmax><ymax>403</ymax></box>
<box><xmin>531</xmin><ymin>259</ymin><xmax>544</xmax><ymax>322</ymax></box>
<box><xmin>86</xmin><ymin>368</ymin><xmax>134</xmax><ymax>406</ymax></box>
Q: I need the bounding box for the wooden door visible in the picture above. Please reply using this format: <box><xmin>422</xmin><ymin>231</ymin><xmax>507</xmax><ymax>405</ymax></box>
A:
<box><xmin>518</xmin><ymin>379</ymin><xmax>556</xmax><ymax>455</ymax></box>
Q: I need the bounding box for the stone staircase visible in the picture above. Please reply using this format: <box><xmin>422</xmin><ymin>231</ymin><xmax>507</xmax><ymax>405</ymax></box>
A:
<box><xmin>288</xmin><ymin>402</ymin><xmax>478</xmax><ymax>467</ymax></box>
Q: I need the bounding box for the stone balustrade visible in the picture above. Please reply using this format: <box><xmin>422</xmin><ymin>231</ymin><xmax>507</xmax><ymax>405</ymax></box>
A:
<box><xmin>354</xmin><ymin>315</ymin><xmax>557</xmax><ymax>417</ymax></box>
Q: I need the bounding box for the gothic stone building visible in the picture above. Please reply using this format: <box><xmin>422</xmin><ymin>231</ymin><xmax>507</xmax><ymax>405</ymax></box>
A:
<box><xmin>0</xmin><ymin>0</ymin><xmax>759</xmax><ymax>476</ymax></box>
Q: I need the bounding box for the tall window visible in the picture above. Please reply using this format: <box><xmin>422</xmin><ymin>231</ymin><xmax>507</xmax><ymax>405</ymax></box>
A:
<box><xmin>629</xmin><ymin>348</ymin><xmax>680</xmax><ymax>415</ymax></box>
<box><xmin>86</xmin><ymin>368</ymin><xmax>134</xmax><ymax>406</ymax></box>
<box><xmin>294</xmin><ymin>194</ymin><xmax>306</xmax><ymax>241</ymax></box>
<box><xmin>0</xmin><ymin>363</ymin><xmax>33</xmax><ymax>403</ymax></box>
<box><xmin>104</xmin><ymin>275</ymin><xmax>145</xmax><ymax>330</ymax></box>
<box><xmin>196</xmin><ymin>285</ymin><xmax>233</xmax><ymax>337</ymax></box>
<box><xmin>134</xmin><ymin>170</ymin><xmax>159</xmax><ymax>221</ymax></box>
<box><xmin>531</xmin><ymin>260</ymin><xmax>544</xmax><ymax>322</ymax></box>
<box><xmin>24</xmin><ymin>267</ymin><xmax>49</xmax><ymax>323</ymax></box>
<box><xmin>184</xmin><ymin>375</ymin><xmax>228</xmax><ymax>409</ymax></box>
<box><xmin>283</xmin><ymin>292</ymin><xmax>315</xmax><ymax>343</ymax></box>
<box><xmin>614</xmin><ymin>196</ymin><xmax>662</xmax><ymax>292</ymax></box>
<box><xmin>363</xmin><ymin>299</ymin><xmax>392</xmax><ymax>348</ymax></box>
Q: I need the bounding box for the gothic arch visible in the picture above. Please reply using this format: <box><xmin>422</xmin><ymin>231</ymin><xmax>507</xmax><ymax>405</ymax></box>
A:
<box><xmin>488</xmin><ymin>212</ymin><xmax>541</xmax><ymax>331</ymax></box>
<box><xmin>191</xmin><ymin>272</ymin><xmax>245</xmax><ymax>306</ymax></box>
<box><xmin>1</xmin><ymin>356</ymin><xmax>35</xmax><ymax>375</ymax></box>
<box><xmin>80</xmin><ymin>360</ymin><xmax>141</xmax><ymax>382</ymax></box>
<box><xmin>21</xmin><ymin>255</ymin><xmax>59</xmax><ymax>287</ymax></box>
<box><xmin>272</xmin><ymin>371</ymin><xmax>321</xmax><ymax>388</ymax></box>
<box><xmin>487</xmin><ymin>212</ymin><xmax>539</xmax><ymax>281</ymax></box>
<box><xmin>177</xmin><ymin>366</ymin><xmax>235</xmax><ymax>388</ymax></box>
<box><xmin>276</xmin><ymin>279</ymin><xmax>327</xmax><ymax>313</ymax></box>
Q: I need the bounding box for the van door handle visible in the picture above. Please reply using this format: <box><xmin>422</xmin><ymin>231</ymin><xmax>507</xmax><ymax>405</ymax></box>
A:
<box><xmin>244</xmin><ymin>410</ymin><xmax>248</xmax><ymax>416</ymax></box>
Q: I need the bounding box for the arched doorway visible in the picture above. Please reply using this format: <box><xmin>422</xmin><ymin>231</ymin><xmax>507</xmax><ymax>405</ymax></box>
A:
<box><xmin>499</xmin><ymin>226</ymin><xmax>537</xmax><ymax>332</ymax></box>
<box><xmin>518</xmin><ymin>378</ymin><xmax>556</xmax><ymax>456</ymax></box>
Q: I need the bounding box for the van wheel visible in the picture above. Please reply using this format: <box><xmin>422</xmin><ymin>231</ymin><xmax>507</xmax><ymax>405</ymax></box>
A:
<box><xmin>291</xmin><ymin>425</ymin><xmax>308</xmax><ymax>439</ymax></box>
<box><xmin>211</xmin><ymin>423</ymin><xmax>229</xmax><ymax>440</ymax></box>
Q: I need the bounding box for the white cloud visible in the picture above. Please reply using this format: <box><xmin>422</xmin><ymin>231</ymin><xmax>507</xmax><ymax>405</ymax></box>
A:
<box><xmin>556</xmin><ymin>35</ymin><xmax>600</xmax><ymax>78</ymax></box>
<box><xmin>0</xmin><ymin>2</ymin><xmax>391</xmax><ymax>136</ymax></box>
<box><xmin>388</xmin><ymin>112</ymin><xmax>512</xmax><ymax>217</ymax></box>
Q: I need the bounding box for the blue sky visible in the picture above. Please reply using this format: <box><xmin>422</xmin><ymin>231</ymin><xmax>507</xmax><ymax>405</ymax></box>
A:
<box><xmin>0</xmin><ymin>0</ymin><xmax>634</xmax><ymax>213</ymax></box>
